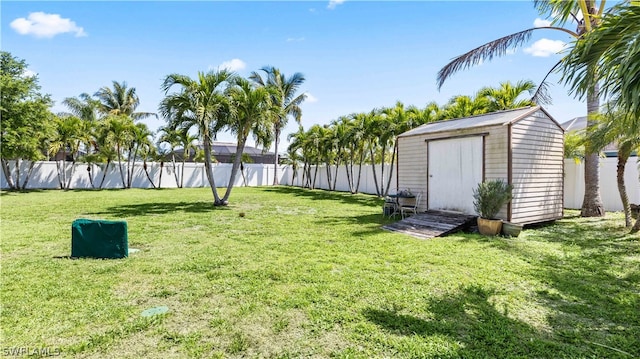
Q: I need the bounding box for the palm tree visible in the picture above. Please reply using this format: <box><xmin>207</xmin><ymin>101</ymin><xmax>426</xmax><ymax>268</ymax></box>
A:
<box><xmin>126</xmin><ymin>123</ymin><xmax>153</xmax><ymax>188</ymax></box>
<box><xmin>562</xmin><ymin>3</ymin><xmax>640</xmax><ymax>120</ymax></box>
<box><xmin>441</xmin><ymin>95</ymin><xmax>489</xmax><ymax>119</ymax></box>
<box><xmin>159</xmin><ymin>70</ymin><xmax>235</xmax><ymax>205</ymax></box>
<box><xmin>287</xmin><ymin>127</ymin><xmax>310</xmax><ymax>188</ymax></box>
<box><xmin>222</xmin><ymin>77</ymin><xmax>273</xmax><ymax>202</ymax></box>
<box><xmin>437</xmin><ymin>0</ymin><xmax>607</xmax><ymax>217</ymax></box>
<box><xmin>587</xmin><ymin>105</ymin><xmax>640</xmax><ymax>229</ymax></box>
<box><xmin>95</xmin><ymin>81</ymin><xmax>156</xmax><ymax>121</ymax></box>
<box><xmin>49</xmin><ymin>115</ymin><xmax>84</xmax><ymax>189</ymax></box>
<box><xmin>103</xmin><ymin>115</ymin><xmax>135</xmax><ymax>188</ymax></box>
<box><xmin>250</xmin><ymin>66</ymin><xmax>307</xmax><ymax>185</ymax></box>
<box><xmin>176</xmin><ymin>128</ymin><xmax>198</xmax><ymax>189</ymax></box>
<box><xmin>157</xmin><ymin>126</ymin><xmax>181</xmax><ymax>187</ymax></box>
<box><xmin>477</xmin><ymin>80</ymin><xmax>537</xmax><ymax>112</ymax></box>
<box><xmin>62</xmin><ymin>93</ymin><xmax>101</xmax><ymax>186</ymax></box>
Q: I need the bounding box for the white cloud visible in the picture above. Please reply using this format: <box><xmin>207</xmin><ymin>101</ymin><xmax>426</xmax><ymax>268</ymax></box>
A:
<box><xmin>286</xmin><ymin>37</ymin><xmax>305</xmax><ymax>43</ymax></box>
<box><xmin>533</xmin><ymin>18</ymin><xmax>552</xmax><ymax>28</ymax></box>
<box><xmin>10</xmin><ymin>12</ymin><xmax>86</xmax><ymax>38</ymax></box>
<box><xmin>217</xmin><ymin>58</ymin><xmax>246</xmax><ymax>72</ymax></box>
<box><xmin>327</xmin><ymin>0</ymin><xmax>345</xmax><ymax>10</ymax></box>
<box><xmin>524</xmin><ymin>38</ymin><xmax>566</xmax><ymax>57</ymax></box>
<box><xmin>305</xmin><ymin>93</ymin><xmax>318</xmax><ymax>103</ymax></box>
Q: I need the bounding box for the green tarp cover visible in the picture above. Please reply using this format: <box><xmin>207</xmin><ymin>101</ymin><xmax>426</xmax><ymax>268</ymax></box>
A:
<box><xmin>71</xmin><ymin>219</ymin><xmax>128</xmax><ymax>259</ymax></box>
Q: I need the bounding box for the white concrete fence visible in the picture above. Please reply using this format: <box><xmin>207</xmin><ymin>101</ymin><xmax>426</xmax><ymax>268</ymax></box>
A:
<box><xmin>2</xmin><ymin>158</ymin><xmax>638</xmax><ymax>211</ymax></box>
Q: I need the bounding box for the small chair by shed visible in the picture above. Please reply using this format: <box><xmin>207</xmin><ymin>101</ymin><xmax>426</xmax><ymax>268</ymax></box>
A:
<box><xmin>396</xmin><ymin>106</ymin><xmax>564</xmax><ymax>225</ymax></box>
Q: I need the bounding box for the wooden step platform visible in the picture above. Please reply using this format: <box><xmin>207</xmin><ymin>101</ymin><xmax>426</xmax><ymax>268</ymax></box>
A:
<box><xmin>382</xmin><ymin>211</ymin><xmax>476</xmax><ymax>239</ymax></box>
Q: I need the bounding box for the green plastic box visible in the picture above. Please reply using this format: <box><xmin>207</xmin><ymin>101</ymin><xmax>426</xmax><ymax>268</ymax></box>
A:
<box><xmin>71</xmin><ymin>219</ymin><xmax>128</xmax><ymax>259</ymax></box>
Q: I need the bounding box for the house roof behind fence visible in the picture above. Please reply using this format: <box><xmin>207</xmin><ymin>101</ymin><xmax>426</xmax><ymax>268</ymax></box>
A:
<box><xmin>398</xmin><ymin>106</ymin><xmax>542</xmax><ymax>138</ymax></box>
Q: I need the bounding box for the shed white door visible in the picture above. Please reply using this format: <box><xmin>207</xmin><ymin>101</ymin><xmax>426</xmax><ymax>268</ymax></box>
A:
<box><xmin>428</xmin><ymin>136</ymin><xmax>483</xmax><ymax>214</ymax></box>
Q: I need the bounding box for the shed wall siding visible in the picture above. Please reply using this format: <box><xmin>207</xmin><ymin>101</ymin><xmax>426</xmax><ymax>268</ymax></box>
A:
<box><xmin>510</xmin><ymin>111</ymin><xmax>564</xmax><ymax>224</ymax></box>
<box><xmin>398</xmin><ymin>125</ymin><xmax>508</xmax><ymax>214</ymax></box>
<box><xmin>397</xmin><ymin>136</ymin><xmax>428</xmax><ymax>211</ymax></box>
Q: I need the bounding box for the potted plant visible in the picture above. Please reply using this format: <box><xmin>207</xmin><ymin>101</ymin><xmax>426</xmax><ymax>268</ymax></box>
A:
<box><xmin>473</xmin><ymin>179</ymin><xmax>513</xmax><ymax>236</ymax></box>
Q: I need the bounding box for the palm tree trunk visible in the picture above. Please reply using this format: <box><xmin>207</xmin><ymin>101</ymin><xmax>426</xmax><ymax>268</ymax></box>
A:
<box><xmin>383</xmin><ymin>142</ymin><xmax>398</xmax><ymax>197</ymax></box>
<box><xmin>369</xmin><ymin>144</ymin><xmax>381</xmax><ymax>197</ymax></box>
<box><xmin>21</xmin><ymin>160</ymin><xmax>36</xmax><ymax>190</ymax></box>
<box><xmin>581</xmin><ymin>81</ymin><xmax>605</xmax><ymax>217</ymax></box>
<box><xmin>116</xmin><ymin>145</ymin><xmax>126</xmax><ymax>188</ymax></box>
<box><xmin>325</xmin><ymin>161</ymin><xmax>332</xmax><ymax>190</ymax></box>
<box><xmin>202</xmin><ymin>133</ymin><xmax>222</xmax><ymax>204</ymax></box>
<box><xmin>128</xmin><ymin>144</ymin><xmax>140</xmax><ymax>188</ymax></box>
<box><xmin>355</xmin><ymin>149</ymin><xmax>365</xmax><ymax>194</ymax></box>
<box><xmin>158</xmin><ymin>161</ymin><xmax>164</xmax><ymax>189</ymax></box>
<box><xmin>379</xmin><ymin>144</ymin><xmax>387</xmax><ymax>195</ymax></box>
<box><xmin>312</xmin><ymin>164</ymin><xmax>319</xmax><ymax>189</ymax></box>
<box><xmin>345</xmin><ymin>162</ymin><xmax>353</xmax><ymax>194</ymax></box>
<box><xmin>273</xmin><ymin>127</ymin><xmax>280</xmax><ymax>186</ymax></box>
<box><xmin>180</xmin><ymin>157</ymin><xmax>187</xmax><ymax>188</ymax></box>
<box><xmin>87</xmin><ymin>165</ymin><xmax>95</xmax><ymax>189</ymax></box>
<box><xmin>55</xmin><ymin>159</ymin><xmax>65</xmax><ymax>189</ymax></box>
<box><xmin>222</xmin><ymin>138</ymin><xmax>247</xmax><ymax>203</ymax></box>
<box><xmin>332</xmin><ymin>156</ymin><xmax>339</xmax><ymax>191</ymax></box>
<box><xmin>66</xmin><ymin>160</ymin><xmax>77</xmax><ymax>189</ymax></box>
<box><xmin>99</xmin><ymin>160</ymin><xmax>111</xmax><ymax>189</ymax></box>
<box><xmin>143</xmin><ymin>160</ymin><xmax>156</xmax><ymax>189</ymax></box>
<box><xmin>16</xmin><ymin>158</ymin><xmax>22</xmax><ymax>190</ymax></box>
<box><xmin>1</xmin><ymin>159</ymin><xmax>16</xmax><ymax>190</ymax></box>
<box><xmin>170</xmin><ymin>153</ymin><xmax>179</xmax><ymax>188</ymax></box>
<box><xmin>616</xmin><ymin>145</ymin><xmax>632</xmax><ymax>227</ymax></box>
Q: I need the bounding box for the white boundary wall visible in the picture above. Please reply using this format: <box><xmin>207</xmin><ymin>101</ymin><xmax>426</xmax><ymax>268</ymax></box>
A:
<box><xmin>2</xmin><ymin>158</ymin><xmax>638</xmax><ymax>212</ymax></box>
<box><xmin>564</xmin><ymin>157</ymin><xmax>639</xmax><ymax>211</ymax></box>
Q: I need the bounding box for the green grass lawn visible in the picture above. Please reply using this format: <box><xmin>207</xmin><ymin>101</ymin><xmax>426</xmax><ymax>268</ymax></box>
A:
<box><xmin>1</xmin><ymin>187</ymin><xmax>638</xmax><ymax>358</ymax></box>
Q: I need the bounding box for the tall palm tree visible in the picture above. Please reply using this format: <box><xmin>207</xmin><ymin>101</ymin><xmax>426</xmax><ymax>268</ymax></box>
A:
<box><xmin>62</xmin><ymin>93</ymin><xmax>101</xmax><ymax>185</ymax></box>
<box><xmin>223</xmin><ymin>77</ymin><xmax>273</xmax><ymax>202</ymax></box>
<box><xmin>95</xmin><ymin>81</ymin><xmax>156</xmax><ymax>121</ymax></box>
<box><xmin>250</xmin><ymin>66</ymin><xmax>307</xmax><ymax>185</ymax></box>
<box><xmin>477</xmin><ymin>80</ymin><xmax>537</xmax><ymax>112</ymax></box>
<box><xmin>437</xmin><ymin>0</ymin><xmax>607</xmax><ymax>217</ymax></box>
<box><xmin>159</xmin><ymin>70</ymin><xmax>235</xmax><ymax>205</ymax></box>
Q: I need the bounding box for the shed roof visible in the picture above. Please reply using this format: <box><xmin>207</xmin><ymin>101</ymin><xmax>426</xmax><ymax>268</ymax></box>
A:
<box><xmin>398</xmin><ymin>106</ymin><xmax>552</xmax><ymax>138</ymax></box>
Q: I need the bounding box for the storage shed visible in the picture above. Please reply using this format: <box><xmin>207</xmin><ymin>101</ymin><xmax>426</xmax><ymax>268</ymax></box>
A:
<box><xmin>396</xmin><ymin>106</ymin><xmax>564</xmax><ymax>225</ymax></box>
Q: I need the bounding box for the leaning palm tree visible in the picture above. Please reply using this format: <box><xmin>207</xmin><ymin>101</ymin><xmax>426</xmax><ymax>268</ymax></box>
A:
<box><xmin>159</xmin><ymin>70</ymin><xmax>235</xmax><ymax>206</ymax></box>
<box><xmin>223</xmin><ymin>77</ymin><xmax>273</xmax><ymax>202</ymax></box>
<box><xmin>250</xmin><ymin>66</ymin><xmax>307</xmax><ymax>185</ymax></box>
<box><xmin>437</xmin><ymin>0</ymin><xmax>608</xmax><ymax>217</ymax></box>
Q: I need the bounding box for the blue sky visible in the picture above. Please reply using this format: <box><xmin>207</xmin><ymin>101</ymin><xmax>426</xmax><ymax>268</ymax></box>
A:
<box><xmin>3</xmin><ymin>1</ymin><xmax>587</xmax><ymax>152</ymax></box>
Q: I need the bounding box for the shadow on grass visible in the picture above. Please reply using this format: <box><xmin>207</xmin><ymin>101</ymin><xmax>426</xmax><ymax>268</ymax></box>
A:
<box><xmin>482</xmin><ymin>219</ymin><xmax>640</xmax><ymax>357</ymax></box>
<box><xmin>264</xmin><ymin>186</ymin><xmax>382</xmax><ymax>208</ymax></box>
<box><xmin>87</xmin><ymin>201</ymin><xmax>226</xmax><ymax>218</ymax></box>
<box><xmin>363</xmin><ymin>284</ymin><xmax>570</xmax><ymax>357</ymax></box>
